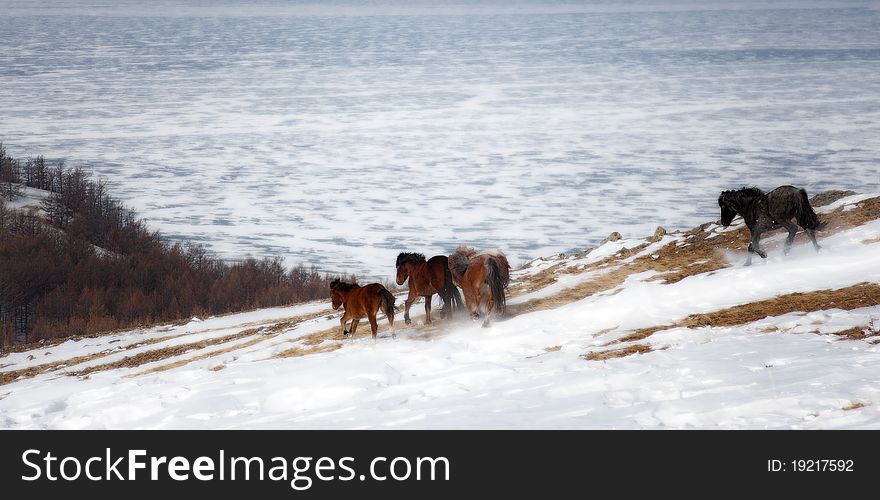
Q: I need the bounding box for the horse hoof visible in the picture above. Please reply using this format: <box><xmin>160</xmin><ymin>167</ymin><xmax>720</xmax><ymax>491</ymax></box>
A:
<box><xmin>343</xmin><ymin>331</ymin><xmax>351</xmax><ymax>338</ymax></box>
<box><xmin>471</xmin><ymin>312</ymin><xmax>480</xmax><ymax>321</ymax></box>
<box><xmin>481</xmin><ymin>321</ymin><xmax>491</xmax><ymax>328</ymax></box>
<box><xmin>404</xmin><ymin>318</ymin><xmax>411</xmax><ymax>325</ymax></box>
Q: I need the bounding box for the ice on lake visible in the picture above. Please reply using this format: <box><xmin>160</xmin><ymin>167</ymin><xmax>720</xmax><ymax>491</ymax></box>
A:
<box><xmin>2</xmin><ymin>0</ymin><xmax>879</xmax><ymax>279</ymax></box>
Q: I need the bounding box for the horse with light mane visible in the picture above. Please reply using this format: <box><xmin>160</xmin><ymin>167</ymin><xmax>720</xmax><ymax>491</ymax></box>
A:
<box><xmin>447</xmin><ymin>247</ymin><xmax>510</xmax><ymax>327</ymax></box>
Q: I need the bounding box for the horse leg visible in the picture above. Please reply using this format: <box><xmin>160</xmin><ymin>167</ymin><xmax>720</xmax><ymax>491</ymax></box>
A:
<box><xmin>781</xmin><ymin>220</ymin><xmax>798</xmax><ymax>256</ymax></box>
<box><xmin>368</xmin><ymin>313</ymin><xmax>379</xmax><ymax>343</ymax></box>
<box><xmin>482</xmin><ymin>294</ymin><xmax>494</xmax><ymax>328</ymax></box>
<box><xmin>439</xmin><ymin>290</ymin><xmax>450</xmax><ymax>319</ymax></box>
<box><xmin>340</xmin><ymin>311</ymin><xmax>352</xmax><ymax>338</ymax></box>
<box><xmin>463</xmin><ymin>285</ymin><xmax>479</xmax><ymax>320</ymax></box>
<box><xmin>404</xmin><ymin>294</ymin><xmax>415</xmax><ymax>325</ymax></box>
<box><xmin>424</xmin><ymin>295</ymin><xmax>432</xmax><ymax>324</ymax></box>
<box><xmin>745</xmin><ymin>231</ymin><xmax>766</xmax><ymax>266</ymax></box>
<box><xmin>753</xmin><ymin>233</ymin><xmax>767</xmax><ymax>259</ymax></box>
<box><xmin>806</xmin><ymin>228</ymin><xmax>821</xmax><ymax>252</ymax></box>
<box><xmin>350</xmin><ymin>318</ymin><xmax>360</xmax><ymax>337</ymax></box>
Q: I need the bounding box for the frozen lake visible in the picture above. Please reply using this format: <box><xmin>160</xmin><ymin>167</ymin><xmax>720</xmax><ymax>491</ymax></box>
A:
<box><xmin>2</xmin><ymin>0</ymin><xmax>879</xmax><ymax>279</ymax></box>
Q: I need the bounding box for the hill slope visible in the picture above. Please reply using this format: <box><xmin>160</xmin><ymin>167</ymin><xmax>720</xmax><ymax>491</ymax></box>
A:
<box><xmin>1</xmin><ymin>193</ymin><xmax>879</xmax><ymax>429</ymax></box>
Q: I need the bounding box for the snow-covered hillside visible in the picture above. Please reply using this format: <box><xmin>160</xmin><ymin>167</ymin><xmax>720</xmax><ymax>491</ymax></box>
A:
<box><xmin>1</xmin><ymin>193</ymin><xmax>879</xmax><ymax>429</ymax></box>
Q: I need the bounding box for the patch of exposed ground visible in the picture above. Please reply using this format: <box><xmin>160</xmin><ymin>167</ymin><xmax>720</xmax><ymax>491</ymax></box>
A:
<box><xmin>830</xmin><ymin>326</ymin><xmax>880</xmax><ymax>341</ymax></box>
<box><xmin>98</xmin><ymin>312</ymin><xmax>328</xmax><ymax>377</ymax></box>
<box><xmin>0</xmin><ymin>305</ymin><xmax>332</xmax><ymax>358</ymax></box>
<box><xmin>584</xmin><ymin>344</ymin><xmax>653</xmax><ymax>361</ymax></box>
<box><xmin>273</xmin><ymin>342</ymin><xmax>344</xmax><ymax>359</ymax></box>
<box><xmin>0</xmin><ymin>333</ymin><xmax>201</xmax><ymax>386</ymax></box>
<box><xmin>842</xmin><ymin>401</ymin><xmax>870</xmax><ymax>411</ymax></box>
<box><xmin>131</xmin><ymin>331</ymin><xmax>289</xmax><ymax>376</ymax></box>
<box><xmin>68</xmin><ymin>328</ymin><xmax>265</xmax><ymax>378</ymax></box>
<box><xmin>616</xmin><ymin>283</ymin><xmax>880</xmax><ymax>345</ymax></box>
<box><xmin>0</xmin><ymin>311</ymin><xmax>327</xmax><ymax>385</ymax></box>
<box><xmin>810</xmin><ymin>190</ymin><xmax>858</xmax><ymax>207</ymax></box>
<box><xmin>0</xmin><ymin>325</ymin><xmax>157</xmax><ymax>358</ymax></box>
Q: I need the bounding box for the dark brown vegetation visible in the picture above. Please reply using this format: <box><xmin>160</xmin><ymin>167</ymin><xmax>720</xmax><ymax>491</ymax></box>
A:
<box><xmin>0</xmin><ymin>145</ymin><xmax>349</xmax><ymax>347</ymax></box>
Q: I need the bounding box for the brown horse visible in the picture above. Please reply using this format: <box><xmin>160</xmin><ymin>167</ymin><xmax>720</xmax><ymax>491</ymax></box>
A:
<box><xmin>447</xmin><ymin>247</ymin><xmax>510</xmax><ymax>327</ymax></box>
<box><xmin>330</xmin><ymin>279</ymin><xmax>395</xmax><ymax>342</ymax></box>
<box><xmin>395</xmin><ymin>252</ymin><xmax>462</xmax><ymax>325</ymax></box>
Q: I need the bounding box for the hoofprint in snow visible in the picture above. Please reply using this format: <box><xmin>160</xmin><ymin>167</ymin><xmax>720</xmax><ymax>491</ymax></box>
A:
<box><xmin>1</xmin><ymin>194</ymin><xmax>880</xmax><ymax>429</ymax></box>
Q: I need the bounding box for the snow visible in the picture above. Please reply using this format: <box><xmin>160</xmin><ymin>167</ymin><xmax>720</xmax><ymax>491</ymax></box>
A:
<box><xmin>2</xmin><ymin>186</ymin><xmax>50</xmax><ymax>213</ymax></box>
<box><xmin>815</xmin><ymin>193</ymin><xmax>878</xmax><ymax>213</ymax></box>
<box><xmin>2</xmin><ymin>212</ymin><xmax>879</xmax><ymax>429</ymax></box>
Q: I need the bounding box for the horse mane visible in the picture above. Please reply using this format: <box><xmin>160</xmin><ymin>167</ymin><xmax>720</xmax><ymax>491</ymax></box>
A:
<box><xmin>736</xmin><ymin>186</ymin><xmax>764</xmax><ymax>197</ymax></box>
<box><xmin>452</xmin><ymin>246</ymin><xmax>476</xmax><ymax>257</ymax></box>
<box><xmin>720</xmin><ymin>186</ymin><xmax>764</xmax><ymax>206</ymax></box>
<box><xmin>329</xmin><ymin>278</ymin><xmax>358</xmax><ymax>292</ymax></box>
<box><xmin>448</xmin><ymin>247</ymin><xmax>475</xmax><ymax>276</ymax></box>
<box><xmin>476</xmin><ymin>248</ymin><xmax>506</xmax><ymax>259</ymax></box>
<box><xmin>396</xmin><ymin>252</ymin><xmax>426</xmax><ymax>267</ymax></box>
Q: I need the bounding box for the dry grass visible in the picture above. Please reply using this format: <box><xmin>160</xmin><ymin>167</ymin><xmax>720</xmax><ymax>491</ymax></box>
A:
<box><xmin>809</xmin><ymin>190</ymin><xmax>858</xmax><ymax>207</ymax></box>
<box><xmin>617</xmin><ymin>283</ymin><xmax>880</xmax><ymax>344</ymax></box>
<box><xmin>273</xmin><ymin>342</ymin><xmax>344</xmax><ymax>359</ymax></box>
<box><xmin>0</xmin><ymin>307</ymin><xmax>337</xmax><ymax>385</ymax></box>
<box><xmin>829</xmin><ymin>326</ymin><xmax>878</xmax><ymax>341</ymax></box>
<box><xmin>584</xmin><ymin>344</ymin><xmax>653</xmax><ymax>361</ymax></box>
<box><xmin>842</xmin><ymin>401</ymin><xmax>870</xmax><ymax>411</ymax></box>
<box><xmin>0</xmin><ymin>332</ymin><xmax>205</xmax><ymax>386</ymax></box>
<box><xmin>0</xmin><ymin>302</ymin><xmax>333</xmax><ymax>358</ymax></box>
<box><xmin>0</xmin><ymin>323</ymin><xmax>158</xmax><ymax>358</ymax></box>
<box><xmin>118</xmin><ymin>311</ymin><xmax>335</xmax><ymax>376</ymax></box>
<box><xmin>68</xmin><ymin>328</ymin><xmax>265</xmax><ymax>378</ymax></box>
<box><xmin>130</xmin><ymin>331</ymin><xmax>284</xmax><ymax>376</ymax></box>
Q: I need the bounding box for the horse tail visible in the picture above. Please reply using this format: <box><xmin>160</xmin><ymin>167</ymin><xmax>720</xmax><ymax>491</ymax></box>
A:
<box><xmin>379</xmin><ymin>288</ymin><xmax>395</xmax><ymax>326</ymax></box>
<box><xmin>796</xmin><ymin>188</ymin><xmax>822</xmax><ymax>230</ymax></box>
<box><xmin>485</xmin><ymin>257</ymin><xmax>506</xmax><ymax>316</ymax></box>
<box><xmin>443</xmin><ymin>265</ymin><xmax>463</xmax><ymax>312</ymax></box>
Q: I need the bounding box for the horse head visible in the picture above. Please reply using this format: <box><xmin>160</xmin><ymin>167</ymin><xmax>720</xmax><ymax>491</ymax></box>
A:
<box><xmin>395</xmin><ymin>252</ymin><xmax>425</xmax><ymax>285</ymax></box>
<box><xmin>331</xmin><ymin>289</ymin><xmax>343</xmax><ymax>310</ymax></box>
<box><xmin>719</xmin><ymin>187</ymin><xmax>764</xmax><ymax>227</ymax></box>
<box><xmin>329</xmin><ymin>279</ymin><xmax>357</xmax><ymax>310</ymax></box>
<box><xmin>718</xmin><ymin>190</ymin><xmax>738</xmax><ymax>227</ymax></box>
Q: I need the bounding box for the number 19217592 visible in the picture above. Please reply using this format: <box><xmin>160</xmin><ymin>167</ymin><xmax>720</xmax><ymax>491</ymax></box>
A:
<box><xmin>768</xmin><ymin>459</ymin><xmax>854</xmax><ymax>472</ymax></box>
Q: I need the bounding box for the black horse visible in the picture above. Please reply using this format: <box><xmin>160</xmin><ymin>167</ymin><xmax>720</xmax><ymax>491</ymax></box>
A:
<box><xmin>718</xmin><ymin>186</ymin><xmax>822</xmax><ymax>266</ymax></box>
